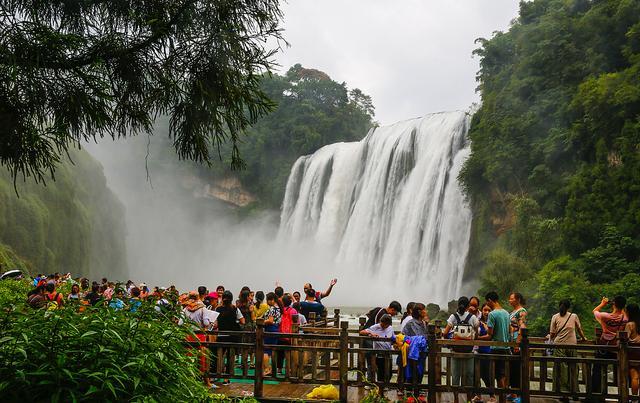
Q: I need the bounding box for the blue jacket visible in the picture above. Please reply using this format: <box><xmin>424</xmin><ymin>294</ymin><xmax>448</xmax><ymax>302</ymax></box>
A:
<box><xmin>406</xmin><ymin>335</ymin><xmax>428</xmax><ymax>360</ymax></box>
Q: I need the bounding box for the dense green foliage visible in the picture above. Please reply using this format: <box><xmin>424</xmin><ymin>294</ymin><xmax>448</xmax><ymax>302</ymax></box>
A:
<box><xmin>462</xmin><ymin>0</ymin><xmax>640</xmax><ymax>335</ymax></box>
<box><xmin>0</xmin><ymin>280</ymin><xmax>224</xmax><ymax>402</ymax></box>
<box><xmin>0</xmin><ymin>150</ymin><xmax>127</xmax><ymax>278</ymax></box>
<box><xmin>233</xmin><ymin>64</ymin><xmax>375</xmax><ymax>207</ymax></box>
<box><xmin>0</xmin><ymin>0</ymin><xmax>283</xmax><ymax>182</ymax></box>
<box><xmin>152</xmin><ymin>64</ymin><xmax>375</xmax><ymax>209</ymax></box>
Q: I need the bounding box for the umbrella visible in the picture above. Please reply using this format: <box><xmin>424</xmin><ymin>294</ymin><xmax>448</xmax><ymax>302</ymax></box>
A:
<box><xmin>0</xmin><ymin>269</ymin><xmax>23</xmax><ymax>280</ymax></box>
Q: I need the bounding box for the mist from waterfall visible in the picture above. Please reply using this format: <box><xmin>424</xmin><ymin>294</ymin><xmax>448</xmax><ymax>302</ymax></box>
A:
<box><xmin>87</xmin><ymin>111</ymin><xmax>472</xmax><ymax>307</ymax></box>
<box><xmin>280</xmin><ymin>111</ymin><xmax>472</xmax><ymax>305</ymax></box>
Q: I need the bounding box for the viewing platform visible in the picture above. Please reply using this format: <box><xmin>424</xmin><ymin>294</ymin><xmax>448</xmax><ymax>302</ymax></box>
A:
<box><xmin>187</xmin><ymin>310</ymin><xmax>639</xmax><ymax>402</ymax></box>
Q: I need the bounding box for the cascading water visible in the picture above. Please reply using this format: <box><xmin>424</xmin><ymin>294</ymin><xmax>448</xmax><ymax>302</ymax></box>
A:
<box><xmin>279</xmin><ymin>111</ymin><xmax>472</xmax><ymax>305</ymax></box>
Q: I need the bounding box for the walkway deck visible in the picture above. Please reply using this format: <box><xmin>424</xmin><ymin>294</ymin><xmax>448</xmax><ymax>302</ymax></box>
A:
<box><xmin>215</xmin><ymin>382</ymin><xmax>567</xmax><ymax>402</ymax></box>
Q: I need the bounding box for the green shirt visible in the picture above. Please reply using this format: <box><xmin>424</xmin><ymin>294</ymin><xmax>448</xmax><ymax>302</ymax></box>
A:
<box><xmin>487</xmin><ymin>308</ymin><xmax>511</xmax><ymax>350</ymax></box>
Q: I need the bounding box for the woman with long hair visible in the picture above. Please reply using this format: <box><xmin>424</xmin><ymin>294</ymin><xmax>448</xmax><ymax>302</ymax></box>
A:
<box><xmin>401</xmin><ymin>302</ymin><xmax>416</xmax><ymax>332</ymax></box>
<box><xmin>255</xmin><ymin>291</ymin><xmax>268</xmax><ymax>318</ymax></box>
<box><xmin>625</xmin><ymin>303</ymin><xmax>640</xmax><ymax>396</ymax></box>
<box><xmin>549</xmin><ymin>299</ymin><xmax>586</xmax><ymax>395</ymax></box>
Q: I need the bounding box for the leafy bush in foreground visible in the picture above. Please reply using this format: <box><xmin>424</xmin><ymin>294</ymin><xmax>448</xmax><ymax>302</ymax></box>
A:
<box><xmin>0</xmin><ymin>284</ymin><xmax>212</xmax><ymax>402</ymax></box>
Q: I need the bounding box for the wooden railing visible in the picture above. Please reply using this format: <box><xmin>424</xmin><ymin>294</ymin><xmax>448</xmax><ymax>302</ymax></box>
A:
<box><xmin>187</xmin><ymin>311</ymin><xmax>640</xmax><ymax>403</ymax></box>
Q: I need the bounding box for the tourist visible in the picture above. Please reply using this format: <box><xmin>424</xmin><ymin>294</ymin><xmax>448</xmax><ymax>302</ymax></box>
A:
<box><xmin>27</xmin><ymin>285</ymin><xmax>46</xmax><ymax>309</ymax></box>
<box><xmin>183</xmin><ymin>291</ymin><xmax>214</xmax><ymax>388</ymax></box>
<box><xmin>214</xmin><ymin>290</ymin><xmax>244</xmax><ymax>384</ymax></box>
<box><xmin>204</xmin><ymin>291</ymin><xmax>218</xmax><ymax>310</ymax></box>
<box><xmin>299</xmin><ymin>288</ymin><xmax>325</xmax><ymax>321</ymax></box>
<box><xmin>364</xmin><ymin>301</ymin><xmax>402</xmax><ymax>329</ymax></box>
<box><xmin>262</xmin><ymin>292</ymin><xmax>282</xmax><ymax>376</ymax></box>
<box><xmin>155</xmin><ymin>288</ymin><xmax>171</xmax><ymax>314</ymax></box>
<box><xmin>469</xmin><ymin>296</ymin><xmax>481</xmax><ymax>319</ymax></box>
<box><xmin>403</xmin><ymin>302</ymin><xmax>427</xmax><ymax>336</ymax></box>
<box><xmin>474</xmin><ymin>302</ymin><xmax>493</xmax><ymax>402</ymax></box>
<box><xmin>80</xmin><ymin>278</ymin><xmax>90</xmax><ymax>295</ymax></box>
<box><xmin>592</xmin><ymin>295</ymin><xmax>628</xmax><ymax>394</ymax></box>
<box><xmin>549</xmin><ymin>300</ymin><xmax>586</xmax><ymax>396</ymax></box>
<box><xmin>508</xmin><ymin>292</ymin><xmax>527</xmax><ymax>393</ymax></box>
<box><xmin>303</xmin><ymin>278</ymin><xmax>337</xmax><ymax>302</ymax></box>
<box><xmin>625</xmin><ymin>303</ymin><xmax>640</xmax><ymax>396</ymax></box>
<box><xmin>85</xmin><ymin>283</ymin><xmax>102</xmax><ymax>306</ymax></box>
<box><xmin>443</xmin><ymin>296</ymin><xmax>478</xmax><ymax>393</ymax></box>
<box><xmin>238</xmin><ymin>290</ymin><xmax>256</xmax><ymax>331</ymax></box>
<box><xmin>360</xmin><ymin>314</ymin><xmax>394</xmax><ymax>384</ymax></box>
<box><xmin>274</xmin><ymin>286</ymin><xmax>284</xmax><ymax>305</ymax></box>
<box><xmin>129</xmin><ymin>287</ymin><xmax>142</xmax><ymax>312</ymax></box>
<box><xmin>255</xmin><ymin>291</ymin><xmax>268</xmax><ymax>318</ymax></box>
<box><xmin>276</xmin><ymin>294</ymin><xmax>299</xmax><ymax>373</ymax></box>
<box><xmin>139</xmin><ymin>283</ymin><xmax>149</xmax><ymax>300</ymax></box>
<box><xmin>216</xmin><ymin>285</ymin><xmax>225</xmax><ymax>305</ymax></box>
<box><xmin>400</xmin><ymin>302</ymin><xmax>428</xmax><ymax>390</ymax></box>
<box><xmin>292</xmin><ymin>291</ymin><xmax>301</xmax><ymax>312</ymax></box>
<box><xmin>109</xmin><ymin>288</ymin><xmax>125</xmax><ymax>310</ymax></box>
<box><xmin>248</xmin><ymin>290</ymin><xmax>255</xmax><ymax>306</ymax></box>
<box><xmin>197</xmin><ymin>286</ymin><xmax>208</xmax><ymax>301</ymax></box>
<box><xmin>103</xmin><ymin>282</ymin><xmax>115</xmax><ymax>301</ymax></box>
<box><xmin>479</xmin><ymin>291</ymin><xmax>511</xmax><ymax>401</ymax></box>
<box><xmin>401</xmin><ymin>302</ymin><xmax>416</xmax><ymax>332</ymax></box>
<box><xmin>67</xmin><ymin>284</ymin><xmax>81</xmax><ymax>301</ymax></box>
<box><xmin>44</xmin><ymin>281</ymin><xmax>64</xmax><ymax>309</ymax></box>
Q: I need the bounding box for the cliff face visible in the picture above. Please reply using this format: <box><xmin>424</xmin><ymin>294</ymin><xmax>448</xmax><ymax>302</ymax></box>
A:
<box><xmin>184</xmin><ymin>175</ymin><xmax>256</xmax><ymax>208</ymax></box>
<box><xmin>201</xmin><ymin>177</ymin><xmax>256</xmax><ymax>207</ymax></box>
<box><xmin>0</xmin><ymin>149</ymin><xmax>128</xmax><ymax>278</ymax></box>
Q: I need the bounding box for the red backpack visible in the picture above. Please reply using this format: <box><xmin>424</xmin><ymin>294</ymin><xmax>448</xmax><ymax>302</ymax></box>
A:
<box><xmin>280</xmin><ymin>306</ymin><xmax>296</xmax><ymax>342</ymax></box>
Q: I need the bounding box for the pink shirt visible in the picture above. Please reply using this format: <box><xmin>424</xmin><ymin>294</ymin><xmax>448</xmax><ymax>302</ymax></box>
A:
<box><xmin>594</xmin><ymin>311</ymin><xmax>628</xmax><ymax>342</ymax></box>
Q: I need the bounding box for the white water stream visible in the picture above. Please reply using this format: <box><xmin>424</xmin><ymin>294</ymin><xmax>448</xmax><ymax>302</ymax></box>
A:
<box><xmin>279</xmin><ymin>111</ymin><xmax>472</xmax><ymax>305</ymax></box>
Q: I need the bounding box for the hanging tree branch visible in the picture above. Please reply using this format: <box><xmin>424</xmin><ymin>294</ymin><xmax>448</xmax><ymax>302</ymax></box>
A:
<box><xmin>0</xmin><ymin>0</ymin><xmax>285</xmax><ymax>182</ymax></box>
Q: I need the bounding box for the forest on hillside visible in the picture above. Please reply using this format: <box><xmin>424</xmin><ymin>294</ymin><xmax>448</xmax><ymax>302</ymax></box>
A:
<box><xmin>462</xmin><ymin>0</ymin><xmax>640</xmax><ymax>335</ymax></box>
<box><xmin>0</xmin><ymin>150</ymin><xmax>127</xmax><ymax>279</ymax></box>
<box><xmin>190</xmin><ymin>64</ymin><xmax>376</xmax><ymax>209</ymax></box>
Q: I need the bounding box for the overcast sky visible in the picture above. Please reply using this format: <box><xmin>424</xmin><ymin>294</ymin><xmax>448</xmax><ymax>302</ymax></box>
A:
<box><xmin>273</xmin><ymin>0</ymin><xmax>521</xmax><ymax>125</ymax></box>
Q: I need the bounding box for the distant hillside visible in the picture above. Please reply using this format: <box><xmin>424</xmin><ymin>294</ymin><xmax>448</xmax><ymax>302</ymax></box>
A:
<box><xmin>0</xmin><ymin>149</ymin><xmax>127</xmax><ymax>279</ymax></box>
<box><xmin>461</xmin><ymin>0</ymin><xmax>640</xmax><ymax>335</ymax></box>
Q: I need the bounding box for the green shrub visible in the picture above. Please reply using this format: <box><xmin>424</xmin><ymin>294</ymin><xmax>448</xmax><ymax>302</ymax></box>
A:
<box><xmin>0</xmin><ymin>280</ymin><xmax>214</xmax><ymax>402</ymax></box>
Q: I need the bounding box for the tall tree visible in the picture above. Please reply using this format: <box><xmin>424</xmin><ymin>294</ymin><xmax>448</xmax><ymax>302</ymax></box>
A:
<box><xmin>0</xmin><ymin>0</ymin><xmax>284</xmax><ymax>181</ymax></box>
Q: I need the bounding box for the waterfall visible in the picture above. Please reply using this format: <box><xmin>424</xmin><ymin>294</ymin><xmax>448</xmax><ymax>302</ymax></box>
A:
<box><xmin>279</xmin><ymin>111</ymin><xmax>472</xmax><ymax>305</ymax></box>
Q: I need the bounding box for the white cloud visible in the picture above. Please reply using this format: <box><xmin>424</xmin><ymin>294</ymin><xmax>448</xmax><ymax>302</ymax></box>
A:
<box><xmin>274</xmin><ymin>0</ymin><xmax>520</xmax><ymax>125</ymax></box>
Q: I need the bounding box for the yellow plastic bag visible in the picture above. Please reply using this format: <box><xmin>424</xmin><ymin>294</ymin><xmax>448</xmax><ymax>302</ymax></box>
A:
<box><xmin>306</xmin><ymin>384</ymin><xmax>339</xmax><ymax>400</ymax></box>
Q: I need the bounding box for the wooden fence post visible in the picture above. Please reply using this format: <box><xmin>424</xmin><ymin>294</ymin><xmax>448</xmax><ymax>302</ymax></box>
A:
<box><xmin>339</xmin><ymin>321</ymin><xmax>349</xmax><ymax>403</ymax></box>
<box><xmin>520</xmin><ymin>328</ymin><xmax>530</xmax><ymax>403</ymax></box>
<box><xmin>254</xmin><ymin>318</ymin><xmax>265</xmax><ymax>399</ymax></box>
<box><xmin>309</xmin><ymin>312</ymin><xmax>316</xmax><ymax>326</ymax></box>
<box><xmin>618</xmin><ymin>330</ymin><xmax>629</xmax><ymax>402</ymax></box>
<box><xmin>334</xmin><ymin>308</ymin><xmax>341</xmax><ymax>328</ymax></box>
<box><xmin>427</xmin><ymin>323</ymin><xmax>437</xmax><ymax>403</ymax></box>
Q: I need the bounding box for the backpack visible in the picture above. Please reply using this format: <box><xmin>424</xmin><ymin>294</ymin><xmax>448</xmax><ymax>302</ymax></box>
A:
<box><xmin>452</xmin><ymin>312</ymin><xmax>474</xmax><ymax>353</ymax></box>
<box><xmin>280</xmin><ymin>306</ymin><xmax>296</xmax><ymax>342</ymax></box>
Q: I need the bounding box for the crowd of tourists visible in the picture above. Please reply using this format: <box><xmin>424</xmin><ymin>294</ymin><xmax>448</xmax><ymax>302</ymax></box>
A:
<box><xmin>360</xmin><ymin>292</ymin><xmax>640</xmax><ymax>402</ymax></box>
<box><xmin>20</xmin><ymin>273</ymin><xmax>640</xmax><ymax>401</ymax></box>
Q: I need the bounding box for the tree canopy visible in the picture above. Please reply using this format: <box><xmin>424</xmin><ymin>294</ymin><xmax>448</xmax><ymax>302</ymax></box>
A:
<box><xmin>0</xmin><ymin>0</ymin><xmax>284</xmax><ymax>182</ymax></box>
<box><xmin>462</xmin><ymin>0</ymin><xmax>640</xmax><ymax>335</ymax></box>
